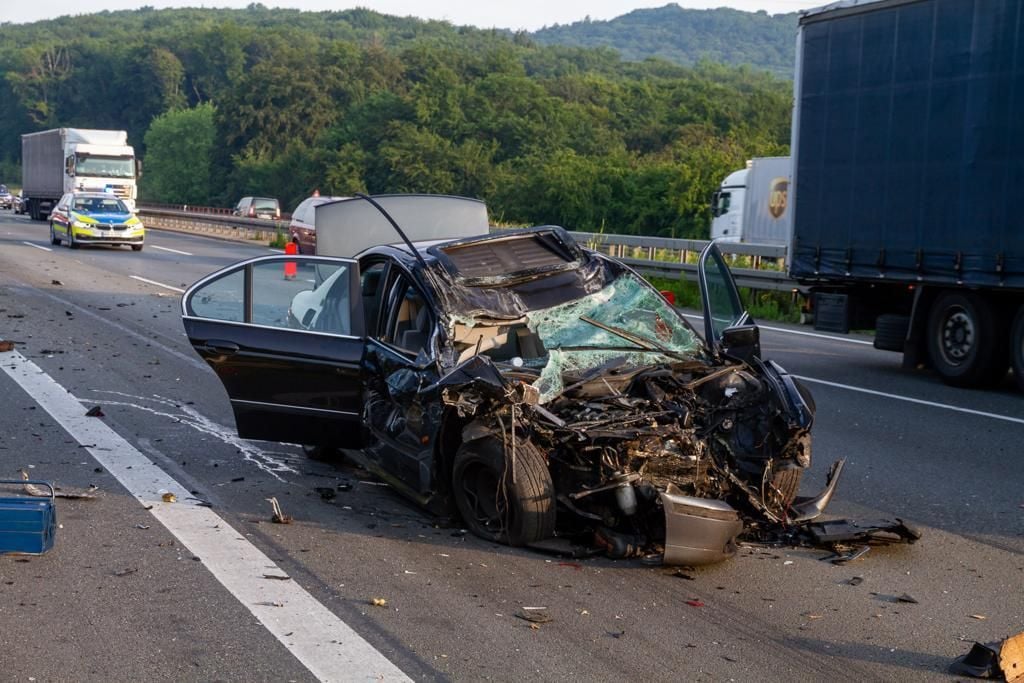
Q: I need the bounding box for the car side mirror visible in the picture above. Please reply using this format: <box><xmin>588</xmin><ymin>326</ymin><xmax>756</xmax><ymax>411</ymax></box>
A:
<box><xmin>720</xmin><ymin>324</ymin><xmax>760</xmax><ymax>362</ymax></box>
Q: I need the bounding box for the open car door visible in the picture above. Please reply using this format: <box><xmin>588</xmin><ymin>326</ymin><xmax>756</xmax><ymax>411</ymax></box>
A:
<box><xmin>697</xmin><ymin>242</ymin><xmax>761</xmax><ymax>361</ymax></box>
<box><xmin>181</xmin><ymin>255</ymin><xmax>366</xmax><ymax>447</ymax></box>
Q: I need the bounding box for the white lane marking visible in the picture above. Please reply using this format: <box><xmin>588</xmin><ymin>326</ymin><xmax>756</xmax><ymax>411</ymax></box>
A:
<box><xmin>0</xmin><ymin>350</ymin><xmax>411</xmax><ymax>682</ymax></box>
<box><xmin>130</xmin><ymin>275</ymin><xmax>185</xmax><ymax>293</ymax></box>
<box><xmin>795</xmin><ymin>375</ymin><xmax>1024</xmax><ymax>426</ymax></box>
<box><xmin>680</xmin><ymin>313</ymin><xmax>873</xmax><ymax>346</ymax></box>
<box><xmin>21</xmin><ymin>241</ymin><xmax>52</xmax><ymax>252</ymax></box>
<box><xmin>150</xmin><ymin>244</ymin><xmax>194</xmax><ymax>256</ymax></box>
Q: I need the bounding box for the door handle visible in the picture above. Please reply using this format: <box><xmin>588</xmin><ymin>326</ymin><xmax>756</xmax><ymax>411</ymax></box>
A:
<box><xmin>205</xmin><ymin>340</ymin><xmax>240</xmax><ymax>355</ymax></box>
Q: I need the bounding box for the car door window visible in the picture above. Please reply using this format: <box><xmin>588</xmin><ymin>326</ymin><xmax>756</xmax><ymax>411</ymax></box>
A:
<box><xmin>359</xmin><ymin>261</ymin><xmax>388</xmax><ymax>337</ymax></box>
<box><xmin>185</xmin><ymin>256</ymin><xmax>362</xmax><ymax>336</ymax></box>
<box><xmin>384</xmin><ymin>275</ymin><xmax>431</xmax><ymax>354</ymax></box>
<box><xmin>189</xmin><ymin>269</ymin><xmax>244</xmax><ymax>322</ymax></box>
<box><xmin>699</xmin><ymin>244</ymin><xmax>746</xmax><ymax>343</ymax></box>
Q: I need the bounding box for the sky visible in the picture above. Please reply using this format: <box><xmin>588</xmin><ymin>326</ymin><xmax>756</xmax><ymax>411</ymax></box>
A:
<box><xmin>14</xmin><ymin>0</ymin><xmax>827</xmax><ymax>29</ymax></box>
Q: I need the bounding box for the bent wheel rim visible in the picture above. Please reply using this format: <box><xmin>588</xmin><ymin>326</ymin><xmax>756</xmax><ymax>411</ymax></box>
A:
<box><xmin>459</xmin><ymin>462</ymin><xmax>506</xmax><ymax>535</ymax></box>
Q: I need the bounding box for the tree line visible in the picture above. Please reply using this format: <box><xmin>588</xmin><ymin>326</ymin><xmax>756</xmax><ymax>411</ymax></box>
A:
<box><xmin>0</xmin><ymin>5</ymin><xmax>792</xmax><ymax>238</ymax></box>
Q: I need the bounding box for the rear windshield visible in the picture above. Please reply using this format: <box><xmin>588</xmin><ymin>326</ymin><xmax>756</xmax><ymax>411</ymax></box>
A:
<box><xmin>252</xmin><ymin>198</ymin><xmax>279</xmax><ymax>209</ymax></box>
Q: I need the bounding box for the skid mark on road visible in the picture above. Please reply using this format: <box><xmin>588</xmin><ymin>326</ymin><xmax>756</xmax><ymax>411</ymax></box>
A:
<box><xmin>0</xmin><ymin>349</ymin><xmax>410</xmax><ymax>682</ymax></box>
<box><xmin>89</xmin><ymin>390</ymin><xmax>300</xmax><ymax>479</ymax></box>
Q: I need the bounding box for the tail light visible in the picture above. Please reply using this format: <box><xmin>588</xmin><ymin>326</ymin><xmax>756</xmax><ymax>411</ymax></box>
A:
<box><xmin>248</xmin><ymin>207</ymin><xmax>255</xmax><ymax>217</ymax></box>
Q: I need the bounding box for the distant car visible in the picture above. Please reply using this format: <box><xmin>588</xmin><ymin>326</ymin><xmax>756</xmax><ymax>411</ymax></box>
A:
<box><xmin>12</xmin><ymin>190</ymin><xmax>26</xmax><ymax>214</ymax></box>
<box><xmin>232</xmin><ymin>196</ymin><xmax>281</xmax><ymax>220</ymax></box>
<box><xmin>0</xmin><ymin>185</ymin><xmax>12</xmax><ymax>210</ymax></box>
<box><xmin>49</xmin><ymin>192</ymin><xmax>144</xmax><ymax>251</ymax></box>
<box><xmin>288</xmin><ymin>194</ymin><xmax>348</xmax><ymax>254</ymax></box>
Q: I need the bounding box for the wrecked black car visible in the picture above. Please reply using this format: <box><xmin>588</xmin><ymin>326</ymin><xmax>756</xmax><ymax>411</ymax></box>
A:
<box><xmin>181</xmin><ymin>195</ymin><xmax>842</xmax><ymax>565</ymax></box>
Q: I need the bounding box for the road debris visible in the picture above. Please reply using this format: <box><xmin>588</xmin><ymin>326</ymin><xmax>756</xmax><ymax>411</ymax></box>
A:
<box><xmin>848</xmin><ymin>576</ymin><xmax>864</xmax><ymax>586</ymax></box>
<box><xmin>970</xmin><ymin>614</ymin><xmax>988</xmax><ymax>620</ymax></box>
<box><xmin>113</xmin><ymin>567</ymin><xmax>138</xmax><ymax>577</ymax></box>
<box><xmin>950</xmin><ymin>631</ymin><xmax>1024</xmax><ymax>680</ymax></box>
<box><xmin>262</xmin><ymin>574</ymin><xmax>291</xmax><ymax>581</ymax></box>
<box><xmin>19</xmin><ymin>470</ymin><xmax>99</xmax><ymax>499</ymax></box>
<box><xmin>515</xmin><ymin>608</ymin><xmax>553</xmax><ymax>624</ymax></box>
<box><xmin>84</xmin><ymin>406</ymin><xmax>105</xmax><ymax>418</ymax></box>
<box><xmin>51</xmin><ymin>280</ymin><xmax>63</xmax><ymax>286</ymax></box>
<box><xmin>135</xmin><ymin>524</ymin><xmax>150</xmax><ymax>530</ymax></box>
<box><xmin>315</xmin><ymin>487</ymin><xmax>336</xmax><ymax>501</ymax></box>
<box><xmin>0</xmin><ymin>340</ymin><xmax>14</xmax><ymax>352</ymax></box>
<box><xmin>371</xmin><ymin>597</ymin><xmax>388</xmax><ymax>607</ymax></box>
<box><xmin>268</xmin><ymin>497</ymin><xmax>292</xmax><ymax>524</ymax></box>
<box><xmin>161</xmin><ymin>492</ymin><xmax>177</xmax><ymax>503</ymax></box>
<box><xmin>896</xmin><ymin>593</ymin><xmax>919</xmax><ymax>604</ymax></box>
<box><xmin>685</xmin><ymin>599</ymin><xmax>704</xmax><ymax>608</ymax></box>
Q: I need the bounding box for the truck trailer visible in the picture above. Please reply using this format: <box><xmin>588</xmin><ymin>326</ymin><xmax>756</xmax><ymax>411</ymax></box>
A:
<box><xmin>21</xmin><ymin>128</ymin><xmax>139</xmax><ymax>220</ymax></box>
<box><xmin>710</xmin><ymin>156</ymin><xmax>792</xmax><ymax>245</ymax></box>
<box><xmin>790</xmin><ymin>0</ymin><xmax>1024</xmax><ymax>390</ymax></box>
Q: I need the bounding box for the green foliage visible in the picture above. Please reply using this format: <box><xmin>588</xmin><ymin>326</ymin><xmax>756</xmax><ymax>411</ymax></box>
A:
<box><xmin>0</xmin><ymin>6</ymin><xmax>792</xmax><ymax>233</ymax></box>
<box><xmin>532</xmin><ymin>6</ymin><xmax>798</xmax><ymax>78</ymax></box>
<box><xmin>140</xmin><ymin>103</ymin><xmax>216</xmax><ymax>204</ymax></box>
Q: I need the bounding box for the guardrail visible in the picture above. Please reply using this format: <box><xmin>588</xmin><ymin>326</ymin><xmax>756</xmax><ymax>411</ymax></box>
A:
<box><xmin>137</xmin><ymin>207</ymin><xmax>800</xmax><ymax>292</ymax></box>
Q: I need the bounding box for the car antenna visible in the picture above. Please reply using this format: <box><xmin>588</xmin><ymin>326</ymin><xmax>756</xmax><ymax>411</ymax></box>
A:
<box><xmin>355</xmin><ymin>193</ymin><xmax>430</xmax><ymax>271</ymax></box>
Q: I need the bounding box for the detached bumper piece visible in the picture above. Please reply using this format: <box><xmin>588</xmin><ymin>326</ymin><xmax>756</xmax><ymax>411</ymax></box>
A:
<box><xmin>0</xmin><ymin>479</ymin><xmax>56</xmax><ymax>555</ymax></box>
<box><xmin>661</xmin><ymin>487</ymin><xmax>743</xmax><ymax>566</ymax></box>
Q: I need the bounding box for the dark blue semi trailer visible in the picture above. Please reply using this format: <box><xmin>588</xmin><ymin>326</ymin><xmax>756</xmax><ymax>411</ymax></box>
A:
<box><xmin>789</xmin><ymin>0</ymin><xmax>1024</xmax><ymax>390</ymax></box>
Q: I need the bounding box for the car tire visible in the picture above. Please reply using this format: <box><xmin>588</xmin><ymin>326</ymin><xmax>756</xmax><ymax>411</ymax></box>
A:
<box><xmin>770</xmin><ymin>466</ymin><xmax>803</xmax><ymax>515</ymax></box>
<box><xmin>131</xmin><ymin>244</ymin><xmax>143</xmax><ymax>252</ymax></box>
<box><xmin>49</xmin><ymin>222</ymin><xmax>61</xmax><ymax>246</ymax></box>
<box><xmin>68</xmin><ymin>227</ymin><xmax>79</xmax><ymax>249</ymax></box>
<box><xmin>873</xmin><ymin>314</ymin><xmax>910</xmax><ymax>352</ymax></box>
<box><xmin>1011</xmin><ymin>305</ymin><xmax>1024</xmax><ymax>393</ymax></box>
<box><xmin>452</xmin><ymin>435</ymin><xmax>555</xmax><ymax>546</ymax></box>
<box><xmin>926</xmin><ymin>291</ymin><xmax>1006</xmax><ymax>387</ymax></box>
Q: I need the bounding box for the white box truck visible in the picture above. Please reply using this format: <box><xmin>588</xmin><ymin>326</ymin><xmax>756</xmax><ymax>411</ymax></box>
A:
<box><xmin>710</xmin><ymin>156</ymin><xmax>791</xmax><ymax>245</ymax></box>
<box><xmin>21</xmin><ymin>128</ymin><xmax>139</xmax><ymax>220</ymax></box>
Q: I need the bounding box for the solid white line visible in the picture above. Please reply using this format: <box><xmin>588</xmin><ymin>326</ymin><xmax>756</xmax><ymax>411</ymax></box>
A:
<box><xmin>0</xmin><ymin>350</ymin><xmax>410</xmax><ymax>682</ymax></box>
<box><xmin>794</xmin><ymin>375</ymin><xmax>1024</xmax><ymax>426</ymax></box>
<box><xmin>129</xmin><ymin>275</ymin><xmax>185</xmax><ymax>293</ymax></box>
<box><xmin>680</xmin><ymin>313</ymin><xmax>873</xmax><ymax>346</ymax></box>
<box><xmin>150</xmin><ymin>244</ymin><xmax>194</xmax><ymax>256</ymax></box>
<box><xmin>21</xmin><ymin>241</ymin><xmax>52</xmax><ymax>252</ymax></box>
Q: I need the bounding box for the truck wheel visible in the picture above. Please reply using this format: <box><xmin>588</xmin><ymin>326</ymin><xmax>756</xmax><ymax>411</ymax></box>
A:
<box><xmin>874</xmin><ymin>314</ymin><xmax>910</xmax><ymax>352</ymax></box>
<box><xmin>927</xmin><ymin>292</ymin><xmax>1006</xmax><ymax>387</ymax></box>
<box><xmin>1011</xmin><ymin>305</ymin><xmax>1024</xmax><ymax>393</ymax></box>
<box><xmin>452</xmin><ymin>436</ymin><xmax>555</xmax><ymax>546</ymax></box>
<box><xmin>49</xmin><ymin>222</ymin><xmax>61</xmax><ymax>246</ymax></box>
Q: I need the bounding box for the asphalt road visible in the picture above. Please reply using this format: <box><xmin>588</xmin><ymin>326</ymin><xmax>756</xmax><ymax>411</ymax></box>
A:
<box><xmin>0</xmin><ymin>211</ymin><xmax>1021</xmax><ymax>681</ymax></box>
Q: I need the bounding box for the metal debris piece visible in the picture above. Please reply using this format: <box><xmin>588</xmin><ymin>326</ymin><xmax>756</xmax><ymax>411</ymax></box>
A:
<box><xmin>19</xmin><ymin>470</ymin><xmax>99</xmax><ymax>499</ymax></box>
<box><xmin>315</xmin><ymin>487</ymin><xmax>336</xmax><ymax>501</ymax></box>
<box><xmin>161</xmin><ymin>492</ymin><xmax>177</xmax><ymax>503</ymax></box>
<box><xmin>515</xmin><ymin>609</ymin><xmax>553</xmax><ymax>624</ymax></box>
<box><xmin>262</xmin><ymin>574</ymin><xmax>291</xmax><ymax>581</ymax></box>
<box><xmin>85</xmin><ymin>406</ymin><xmax>104</xmax><ymax>417</ymax></box>
<box><xmin>267</xmin><ymin>497</ymin><xmax>292</xmax><ymax>524</ymax></box>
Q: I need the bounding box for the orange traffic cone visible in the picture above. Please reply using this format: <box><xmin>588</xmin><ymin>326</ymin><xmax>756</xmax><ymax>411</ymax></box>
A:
<box><xmin>284</xmin><ymin>242</ymin><xmax>297</xmax><ymax>280</ymax></box>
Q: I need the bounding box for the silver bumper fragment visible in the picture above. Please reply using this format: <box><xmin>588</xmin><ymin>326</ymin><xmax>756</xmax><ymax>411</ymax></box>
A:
<box><xmin>661</xmin><ymin>489</ymin><xmax>744</xmax><ymax>566</ymax></box>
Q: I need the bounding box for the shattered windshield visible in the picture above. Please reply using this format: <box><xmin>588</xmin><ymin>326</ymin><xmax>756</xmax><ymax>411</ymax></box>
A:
<box><xmin>525</xmin><ymin>272</ymin><xmax>702</xmax><ymax>402</ymax></box>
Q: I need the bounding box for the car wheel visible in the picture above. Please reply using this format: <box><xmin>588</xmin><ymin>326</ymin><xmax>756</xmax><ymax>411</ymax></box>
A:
<box><xmin>768</xmin><ymin>466</ymin><xmax>803</xmax><ymax>515</ymax></box>
<box><xmin>131</xmin><ymin>244</ymin><xmax>143</xmax><ymax>252</ymax></box>
<box><xmin>927</xmin><ymin>291</ymin><xmax>1006</xmax><ymax>387</ymax></box>
<box><xmin>67</xmin><ymin>226</ymin><xmax>79</xmax><ymax>249</ymax></box>
<box><xmin>1011</xmin><ymin>305</ymin><xmax>1024</xmax><ymax>393</ymax></box>
<box><xmin>49</xmin><ymin>222</ymin><xmax>61</xmax><ymax>246</ymax></box>
<box><xmin>452</xmin><ymin>436</ymin><xmax>555</xmax><ymax>546</ymax></box>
